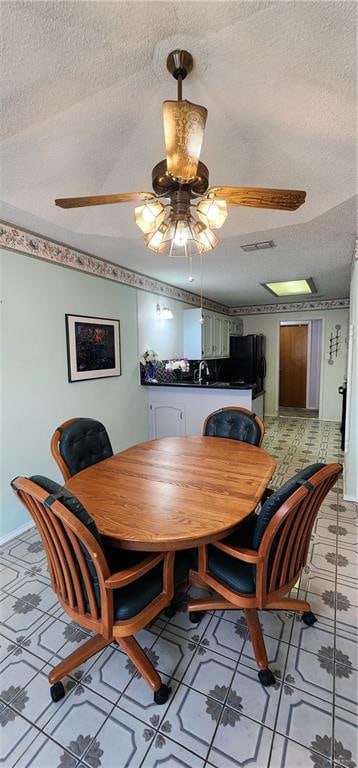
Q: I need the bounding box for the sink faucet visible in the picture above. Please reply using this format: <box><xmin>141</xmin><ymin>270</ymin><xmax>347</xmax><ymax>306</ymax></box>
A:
<box><xmin>194</xmin><ymin>360</ymin><xmax>209</xmax><ymax>384</ymax></box>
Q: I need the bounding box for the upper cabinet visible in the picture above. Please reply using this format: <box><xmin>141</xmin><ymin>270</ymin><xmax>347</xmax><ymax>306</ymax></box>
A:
<box><xmin>183</xmin><ymin>308</ymin><xmax>230</xmax><ymax>359</ymax></box>
<box><xmin>229</xmin><ymin>317</ymin><xmax>243</xmax><ymax>336</ymax></box>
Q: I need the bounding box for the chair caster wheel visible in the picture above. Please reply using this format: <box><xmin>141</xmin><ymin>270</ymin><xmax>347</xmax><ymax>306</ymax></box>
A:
<box><xmin>189</xmin><ymin>611</ymin><xmax>205</xmax><ymax>624</ymax></box>
<box><xmin>302</xmin><ymin>611</ymin><xmax>317</xmax><ymax>627</ymax></box>
<box><xmin>154</xmin><ymin>684</ymin><xmax>171</xmax><ymax>705</ymax></box>
<box><xmin>164</xmin><ymin>603</ymin><xmax>177</xmax><ymax>619</ymax></box>
<box><xmin>50</xmin><ymin>681</ymin><xmax>65</xmax><ymax>702</ymax></box>
<box><xmin>258</xmin><ymin>669</ymin><xmax>276</xmax><ymax>687</ymax></box>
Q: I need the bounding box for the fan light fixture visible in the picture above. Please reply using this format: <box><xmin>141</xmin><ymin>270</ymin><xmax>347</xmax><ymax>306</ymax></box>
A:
<box><xmin>156</xmin><ymin>304</ymin><xmax>173</xmax><ymax>319</ymax></box>
<box><xmin>55</xmin><ymin>49</ymin><xmax>307</xmax><ymax>269</ymax></box>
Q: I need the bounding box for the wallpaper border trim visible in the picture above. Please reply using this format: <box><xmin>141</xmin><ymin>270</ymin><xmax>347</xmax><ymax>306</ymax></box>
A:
<box><xmin>0</xmin><ymin>221</ymin><xmax>349</xmax><ymax>315</ymax></box>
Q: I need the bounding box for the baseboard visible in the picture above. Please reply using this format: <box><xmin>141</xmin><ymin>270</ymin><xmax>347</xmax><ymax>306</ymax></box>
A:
<box><xmin>0</xmin><ymin>520</ymin><xmax>35</xmax><ymax>546</ymax></box>
<box><xmin>343</xmin><ymin>493</ymin><xmax>358</xmax><ymax>503</ymax></box>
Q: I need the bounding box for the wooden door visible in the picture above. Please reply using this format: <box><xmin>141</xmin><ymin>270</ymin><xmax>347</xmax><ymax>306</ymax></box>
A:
<box><xmin>279</xmin><ymin>324</ymin><xmax>308</xmax><ymax>407</ymax></box>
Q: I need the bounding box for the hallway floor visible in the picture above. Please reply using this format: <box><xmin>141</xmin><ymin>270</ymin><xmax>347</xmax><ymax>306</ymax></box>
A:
<box><xmin>0</xmin><ymin>418</ymin><xmax>356</xmax><ymax>768</ymax></box>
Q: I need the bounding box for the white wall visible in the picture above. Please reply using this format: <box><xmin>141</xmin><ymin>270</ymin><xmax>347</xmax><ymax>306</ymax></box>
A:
<box><xmin>137</xmin><ymin>290</ymin><xmax>192</xmax><ymax>360</ymax></box>
<box><xmin>243</xmin><ymin>308</ymin><xmax>348</xmax><ymax>420</ymax></box>
<box><xmin>1</xmin><ymin>249</ymin><xmax>148</xmax><ymax>540</ymax></box>
<box><xmin>344</xmin><ymin>257</ymin><xmax>358</xmax><ymax>501</ymax></box>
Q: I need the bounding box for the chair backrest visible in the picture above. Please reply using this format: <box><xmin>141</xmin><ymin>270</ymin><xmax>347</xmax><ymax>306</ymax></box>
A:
<box><xmin>255</xmin><ymin>462</ymin><xmax>342</xmax><ymax>604</ymax></box>
<box><xmin>11</xmin><ymin>476</ymin><xmax>111</xmax><ymax>634</ymax></box>
<box><xmin>51</xmin><ymin>418</ymin><xmax>113</xmax><ymax>481</ymax></box>
<box><xmin>203</xmin><ymin>406</ymin><xmax>264</xmax><ymax>447</ymax></box>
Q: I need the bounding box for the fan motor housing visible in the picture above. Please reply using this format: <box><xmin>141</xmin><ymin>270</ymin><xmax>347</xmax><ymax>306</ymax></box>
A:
<box><xmin>151</xmin><ymin>160</ymin><xmax>209</xmax><ymax>197</ymax></box>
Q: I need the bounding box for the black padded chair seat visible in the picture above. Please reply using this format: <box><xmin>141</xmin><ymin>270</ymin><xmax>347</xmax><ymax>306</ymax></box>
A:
<box><xmin>204</xmin><ymin>409</ymin><xmax>262</xmax><ymax>446</ymax></box>
<box><xmin>208</xmin><ymin>545</ymin><xmax>255</xmax><ymax>594</ymax></box>
<box><xmin>114</xmin><ymin>550</ymin><xmax>193</xmax><ymax>621</ymax></box>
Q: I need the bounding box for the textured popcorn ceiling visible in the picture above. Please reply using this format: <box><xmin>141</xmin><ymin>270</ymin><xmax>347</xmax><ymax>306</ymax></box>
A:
<box><xmin>0</xmin><ymin>0</ymin><xmax>356</xmax><ymax>305</ymax></box>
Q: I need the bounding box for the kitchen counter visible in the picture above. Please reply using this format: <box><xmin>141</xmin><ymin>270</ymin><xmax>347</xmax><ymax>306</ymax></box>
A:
<box><xmin>144</xmin><ymin>383</ymin><xmax>265</xmax><ymax>439</ymax></box>
<box><xmin>142</xmin><ymin>380</ymin><xmax>264</xmax><ymax>399</ymax></box>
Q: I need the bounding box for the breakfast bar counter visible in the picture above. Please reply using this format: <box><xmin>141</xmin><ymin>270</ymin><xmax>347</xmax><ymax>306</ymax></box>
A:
<box><xmin>142</xmin><ymin>382</ymin><xmax>264</xmax><ymax>439</ymax></box>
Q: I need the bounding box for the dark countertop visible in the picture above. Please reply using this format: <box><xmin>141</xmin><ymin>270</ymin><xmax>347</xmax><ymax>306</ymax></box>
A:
<box><xmin>141</xmin><ymin>381</ymin><xmax>264</xmax><ymax>399</ymax></box>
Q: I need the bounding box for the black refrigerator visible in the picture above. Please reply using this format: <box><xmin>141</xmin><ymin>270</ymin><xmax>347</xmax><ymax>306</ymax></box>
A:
<box><xmin>221</xmin><ymin>335</ymin><xmax>266</xmax><ymax>391</ymax></box>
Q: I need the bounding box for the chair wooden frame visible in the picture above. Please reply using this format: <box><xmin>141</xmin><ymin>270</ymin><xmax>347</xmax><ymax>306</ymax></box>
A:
<box><xmin>187</xmin><ymin>463</ymin><xmax>342</xmax><ymax>682</ymax></box>
<box><xmin>12</xmin><ymin>477</ymin><xmax>176</xmax><ymax>702</ymax></box>
<box><xmin>51</xmin><ymin>418</ymin><xmax>80</xmax><ymax>481</ymax></box>
<box><xmin>203</xmin><ymin>406</ymin><xmax>265</xmax><ymax>447</ymax></box>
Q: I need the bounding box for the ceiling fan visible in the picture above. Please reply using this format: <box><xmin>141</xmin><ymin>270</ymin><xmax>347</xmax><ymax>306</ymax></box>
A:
<box><xmin>55</xmin><ymin>50</ymin><xmax>306</xmax><ymax>257</ymax></box>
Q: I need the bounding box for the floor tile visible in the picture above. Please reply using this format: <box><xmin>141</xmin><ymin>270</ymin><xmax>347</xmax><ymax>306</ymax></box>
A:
<box><xmin>240</xmin><ymin>634</ymin><xmax>289</xmax><ymax>677</ymax></box>
<box><xmin>11</xmin><ymin>663</ymin><xmax>69</xmax><ymax>729</ymax></box>
<box><xmin>43</xmin><ymin>686</ymin><xmax>112</xmax><ymax>759</ymax></box>
<box><xmin>181</xmin><ymin>646</ymin><xmax>236</xmax><ymax>700</ymax></box>
<box><xmin>207</xmin><ymin>710</ymin><xmax>274</xmax><ymax>768</ymax></box>
<box><xmin>117</xmin><ymin>672</ymin><xmax>177</xmax><ymax>727</ymax></box>
<box><xmin>151</xmin><ymin>628</ymin><xmax>199</xmax><ymax>682</ymax></box>
<box><xmin>0</xmin><ymin>707</ymin><xmax>40</xmax><ymax>767</ymax></box>
<box><xmin>82</xmin><ymin>707</ymin><xmax>154</xmax><ymax>768</ymax></box>
<box><xmin>141</xmin><ymin>734</ymin><xmax>205</xmax><ymax>767</ymax></box>
<box><xmin>80</xmin><ymin>644</ymin><xmax>134</xmax><ymax>704</ymax></box>
<box><xmin>283</xmin><ymin>643</ymin><xmax>334</xmax><ymax>702</ymax></box>
<box><xmin>159</xmin><ymin>684</ymin><xmax>219</xmax><ymax>759</ymax></box>
<box><xmin>0</xmin><ymin>591</ymin><xmax>49</xmax><ymax>644</ymax></box>
<box><xmin>269</xmin><ymin>732</ymin><xmax>332</xmax><ymax>767</ymax></box>
<box><xmin>14</xmin><ymin>729</ymin><xmax>78</xmax><ymax>767</ymax></box>
<box><xmin>0</xmin><ymin>648</ymin><xmax>45</xmax><ymax>707</ymax></box>
<box><xmin>199</xmin><ymin>614</ymin><xmax>246</xmax><ymax>662</ymax></box>
<box><xmin>334</xmin><ymin>707</ymin><xmax>357</xmax><ymax>768</ymax></box>
<box><xmin>276</xmin><ymin>687</ymin><xmax>333</xmax><ymax>758</ymax></box>
<box><xmin>228</xmin><ymin>663</ymin><xmax>281</xmax><ymax>729</ymax></box>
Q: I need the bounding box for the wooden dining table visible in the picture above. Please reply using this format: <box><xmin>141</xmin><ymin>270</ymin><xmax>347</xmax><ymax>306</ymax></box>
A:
<box><xmin>65</xmin><ymin>436</ymin><xmax>276</xmax><ymax>551</ymax></box>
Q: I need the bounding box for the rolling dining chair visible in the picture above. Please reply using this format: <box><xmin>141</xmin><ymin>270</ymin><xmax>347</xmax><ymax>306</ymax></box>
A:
<box><xmin>51</xmin><ymin>417</ymin><xmax>113</xmax><ymax>481</ymax></box>
<box><xmin>187</xmin><ymin>462</ymin><xmax>342</xmax><ymax>686</ymax></box>
<box><xmin>11</xmin><ymin>475</ymin><xmax>192</xmax><ymax>704</ymax></box>
<box><xmin>203</xmin><ymin>406</ymin><xmax>265</xmax><ymax>447</ymax></box>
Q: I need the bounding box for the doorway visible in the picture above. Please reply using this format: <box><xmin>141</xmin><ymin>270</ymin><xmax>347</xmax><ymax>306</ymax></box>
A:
<box><xmin>279</xmin><ymin>320</ymin><xmax>322</xmax><ymax>417</ymax></box>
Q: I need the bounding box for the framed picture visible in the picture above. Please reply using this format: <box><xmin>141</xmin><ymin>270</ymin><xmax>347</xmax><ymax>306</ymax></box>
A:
<box><xmin>65</xmin><ymin>314</ymin><xmax>121</xmax><ymax>382</ymax></box>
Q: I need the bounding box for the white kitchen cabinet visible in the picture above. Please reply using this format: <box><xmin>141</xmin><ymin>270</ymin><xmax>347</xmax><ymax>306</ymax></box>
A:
<box><xmin>213</xmin><ymin>315</ymin><xmax>222</xmax><ymax>357</ymax></box>
<box><xmin>202</xmin><ymin>312</ymin><xmax>213</xmax><ymax>358</ymax></box>
<box><xmin>229</xmin><ymin>317</ymin><xmax>243</xmax><ymax>335</ymax></box>
<box><xmin>183</xmin><ymin>308</ymin><xmax>230</xmax><ymax>359</ymax></box>
<box><xmin>222</xmin><ymin>318</ymin><xmax>230</xmax><ymax>356</ymax></box>
<box><xmin>149</xmin><ymin>401</ymin><xmax>186</xmax><ymax>439</ymax></box>
<box><xmin>146</xmin><ymin>385</ymin><xmax>260</xmax><ymax>436</ymax></box>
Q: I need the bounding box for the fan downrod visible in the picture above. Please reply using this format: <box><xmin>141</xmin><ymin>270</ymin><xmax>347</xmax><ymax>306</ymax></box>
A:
<box><xmin>166</xmin><ymin>50</ymin><xmax>193</xmax><ymax>81</ymax></box>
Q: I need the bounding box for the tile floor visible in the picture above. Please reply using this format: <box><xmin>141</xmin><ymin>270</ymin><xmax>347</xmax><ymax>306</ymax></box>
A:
<box><xmin>0</xmin><ymin>417</ymin><xmax>357</xmax><ymax>768</ymax></box>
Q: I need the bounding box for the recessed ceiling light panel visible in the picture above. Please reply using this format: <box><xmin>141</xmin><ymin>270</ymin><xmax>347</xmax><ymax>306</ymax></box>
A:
<box><xmin>263</xmin><ymin>278</ymin><xmax>316</xmax><ymax>297</ymax></box>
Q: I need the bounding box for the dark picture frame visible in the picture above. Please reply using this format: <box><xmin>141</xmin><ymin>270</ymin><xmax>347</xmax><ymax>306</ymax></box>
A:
<box><xmin>65</xmin><ymin>314</ymin><xmax>121</xmax><ymax>382</ymax></box>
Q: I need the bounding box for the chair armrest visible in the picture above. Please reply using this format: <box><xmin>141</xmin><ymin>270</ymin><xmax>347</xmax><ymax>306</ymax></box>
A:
<box><xmin>104</xmin><ymin>553</ymin><xmax>164</xmax><ymax>589</ymax></box>
<box><xmin>213</xmin><ymin>540</ymin><xmax>263</xmax><ymax>564</ymax></box>
<box><xmin>261</xmin><ymin>487</ymin><xmax>274</xmax><ymax>503</ymax></box>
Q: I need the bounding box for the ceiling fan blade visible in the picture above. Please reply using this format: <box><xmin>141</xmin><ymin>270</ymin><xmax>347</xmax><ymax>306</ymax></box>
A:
<box><xmin>163</xmin><ymin>99</ymin><xmax>208</xmax><ymax>183</ymax></box>
<box><xmin>55</xmin><ymin>192</ymin><xmax>156</xmax><ymax>209</ymax></box>
<box><xmin>206</xmin><ymin>186</ymin><xmax>306</xmax><ymax>211</ymax></box>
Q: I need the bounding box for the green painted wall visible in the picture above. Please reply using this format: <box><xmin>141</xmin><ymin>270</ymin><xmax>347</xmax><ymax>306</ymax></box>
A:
<box><xmin>0</xmin><ymin>249</ymin><xmax>148</xmax><ymax>539</ymax></box>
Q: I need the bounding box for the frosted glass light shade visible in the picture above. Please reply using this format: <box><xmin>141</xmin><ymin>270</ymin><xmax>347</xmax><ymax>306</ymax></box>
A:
<box><xmin>144</xmin><ymin>222</ymin><xmax>170</xmax><ymax>252</ymax></box>
<box><xmin>163</xmin><ymin>99</ymin><xmax>208</xmax><ymax>183</ymax></box>
<box><xmin>197</xmin><ymin>199</ymin><xmax>228</xmax><ymax>229</ymax></box>
<box><xmin>193</xmin><ymin>221</ymin><xmax>219</xmax><ymax>251</ymax></box>
<box><xmin>135</xmin><ymin>201</ymin><xmax>165</xmax><ymax>234</ymax></box>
